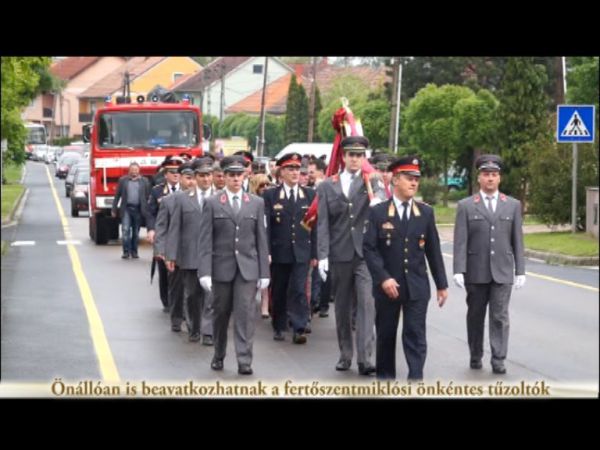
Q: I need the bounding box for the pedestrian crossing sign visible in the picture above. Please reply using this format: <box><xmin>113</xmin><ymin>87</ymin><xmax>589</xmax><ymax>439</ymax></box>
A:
<box><xmin>557</xmin><ymin>105</ymin><xmax>595</xmax><ymax>143</ymax></box>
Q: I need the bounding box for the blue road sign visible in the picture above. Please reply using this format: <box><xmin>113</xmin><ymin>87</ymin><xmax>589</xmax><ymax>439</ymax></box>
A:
<box><xmin>557</xmin><ymin>105</ymin><xmax>595</xmax><ymax>143</ymax></box>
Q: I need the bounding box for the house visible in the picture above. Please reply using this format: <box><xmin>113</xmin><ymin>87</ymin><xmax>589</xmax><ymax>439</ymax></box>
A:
<box><xmin>224</xmin><ymin>59</ymin><xmax>390</xmax><ymax>117</ymax></box>
<box><xmin>171</xmin><ymin>56</ymin><xmax>295</xmax><ymax>120</ymax></box>
<box><xmin>22</xmin><ymin>57</ymin><xmax>127</xmax><ymax>138</ymax></box>
<box><xmin>78</xmin><ymin>56</ymin><xmax>201</xmax><ymax>124</ymax></box>
<box><xmin>225</xmin><ymin>72</ymin><xmax>311</xmax><ymax>116</ymax></box>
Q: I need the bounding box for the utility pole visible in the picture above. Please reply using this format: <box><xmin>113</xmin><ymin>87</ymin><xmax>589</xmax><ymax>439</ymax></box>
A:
<box><xmin>308</xmin><ymin>57</ymin><xmax>318</xmax><ymax>142</ymax></box>
<box><xmin>258</xmin><ymin>57</ymin><xmax>269</xmax><ymax>156</ymax></box>
<box><xmin>394</xmin><ymin>61</ymin><xmax>402</xmax><ymax>154</ymax></box>
<box><xmin>388</xmin><ymin>57</ymin><xmax>400</xmax><ymax>151</ymax></box>
<box><xmin>220</xmin><ymin>62</ymin><xmax>225</xmax><ymax>123</ymax></box>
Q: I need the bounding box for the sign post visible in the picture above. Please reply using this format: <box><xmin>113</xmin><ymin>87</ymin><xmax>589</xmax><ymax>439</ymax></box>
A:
<box><xmin>557</xmin><ymin>105</ymin><xmax>596</xmax><ymax>233</ymax></box>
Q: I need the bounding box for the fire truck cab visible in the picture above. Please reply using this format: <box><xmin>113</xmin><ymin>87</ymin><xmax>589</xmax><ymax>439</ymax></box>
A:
<box><xmin>85</xmin><ymin>93</ymin><xmax>204</xmax><ymax>244</ymax></box>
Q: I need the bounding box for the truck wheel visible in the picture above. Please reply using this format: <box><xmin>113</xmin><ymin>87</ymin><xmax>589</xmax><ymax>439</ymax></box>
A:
<box><xmin>90</xmin><ymin>214</ymin><xmax>109</xmax><ymax>245</ymax></box>
<box><xmin>71</xmin><ymin>203</ymin><xmax>79</xmax><ymax>217</ymax></box>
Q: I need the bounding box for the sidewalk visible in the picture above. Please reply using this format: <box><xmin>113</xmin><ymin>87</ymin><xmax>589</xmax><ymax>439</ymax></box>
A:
<box><xmin>438</xmin><ymin>224</ymin><xmax>598</xmax><ymax>266</ymax></box>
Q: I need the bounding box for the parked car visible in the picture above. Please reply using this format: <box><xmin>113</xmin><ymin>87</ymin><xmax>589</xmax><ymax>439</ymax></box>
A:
<box><xmin>65</xmin><ymin>161</ymin><xmax>89</xmax><ymax>197</ymax></box>
<box><xmin>55</xmin><ymin>152</ymin><xmax>82</xmax><ymax>179</ymax></box>
<box><xmin>439</xmin><ymin>168</ymin><xmax>468</xmax><ymax>191</ymax></box>
<box><xmin>70</xmin><ymin>169</ymin><xmax>90</xmax><ymax>217</ymax></box>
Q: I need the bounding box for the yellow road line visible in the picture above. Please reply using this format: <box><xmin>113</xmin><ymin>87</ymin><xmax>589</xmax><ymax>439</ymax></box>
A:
<box><xmin>45</xmin><ymin>166</ymin><xmax>120</xmax><ymax>382</ymax></box>
<box><xmin>442</xmin><ymin>253</ymin><xmax>598</xmax><ymax>293</ymax></box>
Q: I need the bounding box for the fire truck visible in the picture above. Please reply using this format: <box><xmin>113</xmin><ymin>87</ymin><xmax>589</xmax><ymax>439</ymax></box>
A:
<box><xmin>84</xmin><ymin>85</ymin><xmax>207</xmax><ymax>244</ymax></box>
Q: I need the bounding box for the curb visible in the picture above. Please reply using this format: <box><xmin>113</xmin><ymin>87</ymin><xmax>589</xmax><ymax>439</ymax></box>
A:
<box><xmin>524</xmin><ymin>249</ymin><xmax>599</xmax><ymax>266</ymax></box>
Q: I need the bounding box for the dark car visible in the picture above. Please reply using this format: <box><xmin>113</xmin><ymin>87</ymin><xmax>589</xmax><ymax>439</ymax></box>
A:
<box><xmin>65</xmin><ymin>161</ymin><xmax>89</xmax><ymax>197</ymax></box>
<box><xmin>70</xmin><ymin>169</ymin><xmax>89</xmax><ymax>217</ymax></box>
<box><xmin>55</xmin><ymin>152</ymin><xmax>82</xmax><ymax>179</ymax></box>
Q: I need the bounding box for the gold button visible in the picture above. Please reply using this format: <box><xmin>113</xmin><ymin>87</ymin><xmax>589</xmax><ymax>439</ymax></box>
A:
<box><xmin>405</xmin><ymin>238</ymin><xmax>408</xmax><ymax>242</ymax></box>
<box><xmin>404</xmin><ymin>248</ymin><xmax>408</xmax><ymax>253</ymax></box>
<box><xmin>404</xmin><ymin>269</ymin><xmax>408</xmax><ymax>273</ymax></box>
<box><xmin>404</xmin><ymin>259</ymin><xmax>408</xmax><ymax>263</ymax></box>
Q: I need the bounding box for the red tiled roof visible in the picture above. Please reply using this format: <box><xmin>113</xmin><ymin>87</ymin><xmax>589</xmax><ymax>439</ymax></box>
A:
<box><xmin>173</xmin><ymin>57</ymin><xmax>252</xmax><ymax>92</ymax></box>
<box><xmin>167</xmin><ymin>72</ymin><xmax>198</xmax><ymax>90</ymax></box>
<box><xmin>226</xmin><ymin>73</ymin><xmax>310</xmax><ymax>115</ymax></box>
<box><xmin>78</xmin><ymin>57</ymin><xmax>167</xmax><ymax>98</ymax></box>
<box><xmin>50</xmin><ymin>57</ymin><xmax>101</xmax><ymax>80</ymax></box>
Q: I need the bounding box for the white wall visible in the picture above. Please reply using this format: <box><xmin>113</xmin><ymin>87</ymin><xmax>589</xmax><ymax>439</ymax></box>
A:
<box><xmin>202</xmin><ymin>57</ymin><xmax>291</xmax><ymax>119</ymax></box>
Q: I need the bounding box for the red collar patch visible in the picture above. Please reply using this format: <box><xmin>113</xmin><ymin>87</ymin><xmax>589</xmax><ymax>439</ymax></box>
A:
<box><xmin>243</xmin><ymin>193</ymin><xmax>250</xmax><ymax>203</ymax></box>
<box><xmin>500</xmin><ymin>193</ymin><xmax>507</xmax><ymax>202</ymax></box>
<box><xmin>220</xmin><ymin>194</ymin><xmax>227</xmax><ymax>204</ymax></box>
<box><xmin>474</xmin><ymin>194</ymin><xmax>480</xmax><ymax>203</ymax></box>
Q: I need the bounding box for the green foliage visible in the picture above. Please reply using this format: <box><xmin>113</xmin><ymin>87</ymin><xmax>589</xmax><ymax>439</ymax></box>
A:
<box><xmin>284</xmin><ymin>75</ymin><xmax>309</xmax><ymax>145</ymax></box>
<box><xmin>567</xmin><ymin>57</ymin><xmax>599</xmax><ymax>108</ymax></box>
<box><xmin>528</xmin><ymin>134</ymin><xmax>598</xmax><ymax>227</ymax></box>
<box><xmin>1</xmin><ymin>56</ymin><xmax>52</xmax><ymax>165</ymax></box>
<box><xmin>311</xmin><ymin>86</ymin><xmax>322</xmax><ymax>141</ymax></box>
<box><xmin>49</xmin><ymin>136</ymin><xmax>73</xmax><ymax>146</ymax></box>
<box><xmin>524</xmin><ymin>232</ymin><xmax>599</xmax><ymax>257</ymax></box>
<box><xmin>263</xmin><ymin>115</ymin><xmax>285</xmax><ymax>156</ymax></box>
<box><xmin>447</xmin><ymin>188</ymin><xmax>468</xmax><ymax>202</ymax></box>
<box><xmin>354</xmin><ymin>91</ymin><xmax>391</xmax><ymax>150</ymax></box>
<box><xmin>496</xmin><ymin>58</ymin><xmax>550</xmax><ymax>200</ymax></box>
<box><xmin>418</xmin><ymin>177</ymin><xmax>443</xmax><ymax>205</ymax></box>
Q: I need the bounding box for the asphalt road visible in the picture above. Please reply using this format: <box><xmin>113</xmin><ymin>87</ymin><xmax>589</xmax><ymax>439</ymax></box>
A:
<box><xmin>1</xmin><ymin>161</ymin><xmax>598</xmax><ymax>396</ymax></box>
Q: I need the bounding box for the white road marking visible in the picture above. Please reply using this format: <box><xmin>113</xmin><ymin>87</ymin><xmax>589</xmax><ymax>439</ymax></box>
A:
<box><xmin>11</xmin><ymin>241</ymin><xmax>36</xmax><ymax>246</ymax></box>
<box><xmin>57</xmin><ymin>240</ymin><xmax>82</xmax><ymax>245</ymax></box>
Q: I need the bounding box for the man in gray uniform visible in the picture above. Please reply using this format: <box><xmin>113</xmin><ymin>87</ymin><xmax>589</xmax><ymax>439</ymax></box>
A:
<box><xmin>453</xmin><ymin>154</ymin><xmax>526</xmax><ymax>375</ymax></box>
<box><xmin>166</xmin><ymin>157</ymin><xmax>214</xmax><ymax>344</ymax></box>
<box><xmin>198</xmin><ymin>155</ymin><xmax>270</xmax><ymax>375</ymax></box>
<box><xmin>316</xmin><ymin>135</ymin><xmax>386</xmax><ymax>375</ymax></box>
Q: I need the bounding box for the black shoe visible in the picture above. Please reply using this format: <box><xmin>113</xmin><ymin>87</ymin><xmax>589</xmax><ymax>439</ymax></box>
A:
<box><xmin>189</xmin><ymin>333</ymin><xmax>201</xmax><ymax>342</ymax></box>
<box><xmin>171</xmin><ymin>324</ymin><xmax>181</xmax><ymax>332</ymax></box>
<box><xmin>211</xmin><ymin>358</ymin><xmax>223</xmax><ymax>371</ymax></box>
<box><xmin>202</xmin><ymin>335</ymin><xmax>213</xmax><ymax>346</ymax></box>
<box><xmin>121</xmin><ymin>253</ymin><xmax>130</xmax><ymax>259</ymax></box>
<box><xmin>358</xmin><ymin>363</ymin><xmax>376</xmax><ymax>376</ymax></box>
<box><xmin>131</xmin><ymin>252</ymin><xmax>139</xmax><ymax>259</ymax></box>
<box><xmin>261</xmin><ymin>313</ymin><xmax>270</xmax><ymax>319</ymax></box>
<box><xmin>492</xmin><ymin>365</ymin><xmax>506</xmax><ymax>374</ymax></box>
<box><xmin>238</xmin><ymin>364</ymin><xmax>253</xmax><ymax>375</ymax></box>
<box><xmin>319</xmin><ymin>310</ymin><xmax>329</xmax><ymax>318</ymax></box>
<box><xmin>335</xmin><ymin>359</ymin><xmax>351</xmax><ymax>371</ymax></box>
<box><xmin>273</xmin><ymin>330</ymin><xmax>285</xmax><ymax>341</ymax></box>
<box><xmin>470</xmin><ymin>360</ymin><xmax>483</xmax><ymax>370</ymax></box>
<box><xmin>293</xmin><ymin>333</ymin><xmax>307</xmax><ymax>344</ymax></box>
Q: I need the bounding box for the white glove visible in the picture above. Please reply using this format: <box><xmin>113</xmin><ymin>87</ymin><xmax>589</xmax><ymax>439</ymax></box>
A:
<box><xmin>514</xmin><ymin>275</ymin><xmax>526</xmax><ymax>290</ymax></box>
<box><xmin>318</xmin><ymin>258</ymin><xmax>329</xmax><ymax>282</ymax></box>
<box><xmin>199</xmin><ymin>276</ymin><xmax>212</xmax><ymax>292</ymax></box>
<box><xmin>369</xmin><ymin>197</ymin><xmax>382</xmax><ymax>207</ymax></box>
<box><xmin>257</xmin><ymin>278</ymin><xmax>270</xmax><ymax>290</ymax></box>
<box><xmin>453</xmin><ymin>273</ymin><xmax>465</xmax><ymax>289</ymax></box>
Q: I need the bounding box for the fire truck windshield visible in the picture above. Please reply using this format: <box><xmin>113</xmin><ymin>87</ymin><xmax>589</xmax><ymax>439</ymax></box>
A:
<box><xmin>98</xmin><ymin>111</ymin><xmax>199</xmax><ymax>150</ymax></box>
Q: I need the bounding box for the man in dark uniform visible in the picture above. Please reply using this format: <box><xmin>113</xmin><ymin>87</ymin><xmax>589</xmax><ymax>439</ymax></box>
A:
<box><xmin>263</xmin><ymin>152</ymin><xmax>317</xmax><ymax>344</ymax></box>
<box><xmin>147</xmin><ymin>156</ymin><xmax>183</xmax><ymax>311</ymax></box>
<box><xmin>453</xmin><ymin>154</ymin><xmax>525</xmax><ymax>375</ymax></box>
<box><xmin>363</xmin><ymin>156</ymin><xmax>448</xmax><ymax>381</ymax></box>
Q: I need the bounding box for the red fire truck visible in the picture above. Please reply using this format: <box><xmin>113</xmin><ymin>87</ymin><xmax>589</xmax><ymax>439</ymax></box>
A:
<box><xmin>84</xmin><ymin>90</ymin><xmax>206</xmax><ymax>244</ymax></box>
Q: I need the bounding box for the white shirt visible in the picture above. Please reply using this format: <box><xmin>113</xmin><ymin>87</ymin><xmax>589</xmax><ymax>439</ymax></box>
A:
<box><xmin>196</xmin><ymin>187</ymin><xmax>212</xmax><ymax>208</ymax></box>
<box><xmin>168</xmin><ymin>182</ymin><xmax>180</xmax><ymax>193</ymax></box>
<box><xmin>340</xmin><ymin>169</ymin><xmax>361</xmax><ymax>198</ymax></box>
<box><xmin>283</xmin><ymin>182</ymin><xmax>299</xmax><ymax>201</ymax></box>
<box><xmin>225</xmin><ymin>187</ymin><xmax>243</xmax><ymax>210</ymax></box>
<box><xmin>393</xmin><ymin>195</ymin><xmax>413</xmax><ymax>221</ymax></box>
<box><xmin>480</xmin><ymin>190</ymin><xmax>498</xmax><ymax>213</ymax></box>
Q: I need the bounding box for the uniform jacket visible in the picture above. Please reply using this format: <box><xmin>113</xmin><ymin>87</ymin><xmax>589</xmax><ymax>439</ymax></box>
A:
<box><xmin>165</xmin><ymin>189</ymin><xmax>205</xmax><ymax>270</ymax></box>
<box><xmin>453</xmin><ymin>192</ymin><xmax>525</xmax><ymax>284</ymax></box>
<box><xmin>317</xmin><ymin>173</ymin><xmax>386</xmax><ymax>262</ymax></box>
<box><xmin>147</xmin><ymin>183</ymin><xmax>177</xmax><ymax>231</ymax></box>
<box><xmin>363</xmin><ymin>198</ymin><xmax>448</xmax><ymax>301</ymax></box>
<box><xmin>263</xmin><ymin>184</ymin><xmax>316</xmax><ymax>263</ymax></box>
<box><xmin>197</xmin><ymin>190</ymin><xmax>270</xmax><ymax>282</ymax></box>
<box><xmin>153</xmin><ymin>193</ymin><xmax>177</xmax><ymax>257</ymax></box>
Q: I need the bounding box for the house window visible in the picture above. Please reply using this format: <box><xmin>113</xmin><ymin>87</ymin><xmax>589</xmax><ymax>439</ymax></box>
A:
<box><xmin>90</xmin><ymin>101</ymin><xmax>97</xmax><ymax>116</ymax></box>
<box><xmin>253</xmin><ymin>64</ymin><xmax>263</xmax><ymax>74</ymax></box>
<box><xmin>173</xmin><ymin>72</ymin><xmax>184</xmax><ymax>82</ymax></box>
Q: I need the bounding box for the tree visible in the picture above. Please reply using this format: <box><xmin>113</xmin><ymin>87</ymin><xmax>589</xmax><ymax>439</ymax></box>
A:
<box><xmin>312</xmin><ymin>86</ymin><xmax>322</xmax><ymax>142</ymax></box>
<box><xmin>1</xmin><ymin>56</ymin><xmax>52</xmax><ymax>167</ymax></box>
<box><xmin>495</xmin><ymin>58</ymin><xmax>550</xmax><ymax>203</ymax></box>
<box><xmin>403</xmin><ymin>83</ymin><xmax>476</xmax><ymax>206</ymax></box>
<box><xmin>353</xmin><ymin>90</ymin><xmax>391</xmax><ymax>150</ymax></box>
<box><xmin>284</xmin><ymin>75</ymin><xmax>309</xmax><ymax>145</ymax></box>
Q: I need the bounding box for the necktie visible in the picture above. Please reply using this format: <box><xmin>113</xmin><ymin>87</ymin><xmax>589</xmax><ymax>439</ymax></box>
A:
<box><xmin>486</xmin><ymin>196</ymin><xmax>494</xmax><ymax>213</ymax></box>
<box><xmin>289</xmin><ymin>188</ymin><xmax>295</xmax><ymax>206</ymax></box>
<box><xmin>199</xmin><ymin>190</ymin><xmax>205</xmax><ymax>209</ymax></box>
<box><xmin>401</xmin><ymin>201</ymin><xmax>409</xmax><ymax>222</ymax></box>
<box><xmin>232</xmin><ymin>195</ymin><xmax>240</xmax><ymax>214</ymax></box>
<box><xmin>171</xmin><ymin>185</ymin><xmax>176</xmax><ymax>193</ymax></box>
